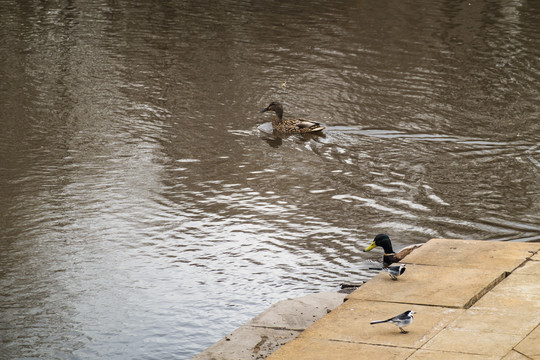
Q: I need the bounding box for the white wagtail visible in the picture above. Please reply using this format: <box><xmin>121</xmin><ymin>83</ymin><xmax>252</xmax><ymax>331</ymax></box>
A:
<box><xmin>370</xmin><ymin>310</ymin><xmax>415</xmax><ymax>333</ymax></box>
<box><xmin>369</xmin><ymin>263</ymin><xmax>406</xmax><ymax>280</ymax></box>
<box><xmin>384</xmin><ymin>263</ymin><xmax>406</xmax><ymax>280</ymax></box>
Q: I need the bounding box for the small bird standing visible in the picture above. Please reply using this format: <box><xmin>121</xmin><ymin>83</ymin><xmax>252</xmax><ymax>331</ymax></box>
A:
<box><xmin>370</xmin><ymin>310</ymin><xmax>415</xmax><ymax>333</ymax></box>
<box><xmin>369</xmin><ymin>263</ymin><xmax>407</xmax><ymax>280</ymax></box>
<box><xmin>383</xmin><ymin>264</ymin><xmax>406</xmax><ymax>280</ymax></box>
<box><xmin>260</xmin><ymin>101</ymin><xmax>325</xmax><ymax>134</ymax></box>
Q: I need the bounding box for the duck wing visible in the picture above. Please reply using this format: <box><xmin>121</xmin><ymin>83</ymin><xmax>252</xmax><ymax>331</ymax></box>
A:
<box><xmin>296</xmin><ymin>120</ymin><xmax>318</xmax><ymax>128</ymax></box>
<box><xmin>395</xmin><ymin>244</ymin><xmax>423</xmax><ymax>261</ymax></box>
<box><xmin>295</xmin><ymin>119</ymin><xmax>325</xmax><ymax>131</ymax></box>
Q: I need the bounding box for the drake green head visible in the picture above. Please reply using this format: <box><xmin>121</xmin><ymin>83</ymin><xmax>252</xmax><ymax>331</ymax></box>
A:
<box><xmin>363</xmin><ymin>233</ymin><xmax>422</xmax><ymax>267</ymax></box>
<box><xmin>364</xmin><ymin>234</ymin><xmax>394</xmax><ymax>254</ymax></box>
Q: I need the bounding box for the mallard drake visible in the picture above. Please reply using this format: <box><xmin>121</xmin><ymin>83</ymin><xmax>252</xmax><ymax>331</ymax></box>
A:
<box><xmin>261</xmin><ymin>101</ymin><xmax>325</xmax><ymax>134</ymax></box>
<box><xmin>363</xmin><ymin>234</ymin><xmax>422</xmax><ymax>267</ymax></box>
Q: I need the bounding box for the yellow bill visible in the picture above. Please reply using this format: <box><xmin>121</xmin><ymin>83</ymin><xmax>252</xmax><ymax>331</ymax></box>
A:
<box><xmin>364</xmin><ymin>241</ymin><xmax>377</xmax><ymax>252</ymax></box>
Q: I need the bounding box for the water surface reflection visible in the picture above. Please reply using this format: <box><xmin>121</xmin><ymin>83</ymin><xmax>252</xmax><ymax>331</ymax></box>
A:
<box><xmin>0</xmin><ymin>0</ymin><xmax>539</xmax><ymax>358</ymax></box>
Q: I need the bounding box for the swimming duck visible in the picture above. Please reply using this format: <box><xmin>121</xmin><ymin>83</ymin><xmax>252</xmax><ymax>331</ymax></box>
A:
<box><xmin>261</xmin><ymin>101</ymin><xmax>325</xmax><ymax>134</ymax></box>
<box><xmin>363</xmin><ymin>234</ymin><xmax>422</xmax><ymax>267</ymax></box>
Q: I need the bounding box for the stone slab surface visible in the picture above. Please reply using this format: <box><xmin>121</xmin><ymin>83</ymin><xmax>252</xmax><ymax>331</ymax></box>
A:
<box><xmin>347</xmin><ymin>263</ymin><xmax>505</xmax><ymax>308</ymax></box>
<box><xmin>408</xmin><ymin>349</ymin><xmax>500</xmax><ymax>360</ymax></box>
<box><xmin>513</xmin><ymin>258</ymin><xmax>540</xmax><ymax>275</ymax></box>
<box><xmin>267</xmin><ymin>338</ymin><xmax>415</xmax><ymax>360</ymax></box>
<box><xmin>500</xmin><ymin>350</ymin><xmax>532</xmax><ymax>360</ymax></box>
<box><xmin>422</xmin><ymin>270</ymin><xmax>540</xmax><ymax>358</ymax></box>
<box><xmin>267</xmin><ymin>240</ymin><xmax>540</xmax><ymax>360</ymax></box>
<box><xmin>473</xmin><ymin>290</ymin><xmax>540</xmax><ymax>314</ymax></box>
<box><xmin>192</xmin><ymin>292</ymin><xmax>346</xmax><ymax>360</ymax></box>
<box><xmin>488</xmin><ymin>272</ymin><xmax>540</xmax><ymax>296</ymax></box>
<box><xmin>294</xmin><ymin>299</ymin><xmax>463</xmax><ymax>349</ymax></box>
<box><xmin>402</xmin><ymin>239</ymin><xmax>539</xmax><ymax>270</ymax></box>
<box><xmin>247</xmin><ymin>292</ymin><xmax>346</xmax><ymax>329</ymax></box>
<box><xmin>514</xmin><ymin>325</ymin><xmax>540</xmax><ymax>360</ymax></box>
<box><xmin>192</xmin><ymin>326</ymin><xmax>301</xmax><ymax>360</ymax></box>
<box><xmin>473</xmin><ymin>271</ymin><xmax>540</xmax><ymax>315</ymax></box>
<box><xmin>446</xmin><ymin>308</ymin><xmax>538</xmax><ymax>335</ymax></box>
<box><xmin>423</xmin><ymin>328</ymin><xmax>523</xmax><ymax>357</ymax></box>
<box><xmin>194</xmin><ymin>239</ymin><xmax>540</xmax><ymax>360</ymax></box>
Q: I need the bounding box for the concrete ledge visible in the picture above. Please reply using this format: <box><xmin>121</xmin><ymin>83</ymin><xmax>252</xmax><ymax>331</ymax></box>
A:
<box><xmin>193</xmin><ymin>239</ymin><xmax>540</xmax><ymax>360</ymax></box>
<box><xmin>514</xmin><ymin>325</ymin><xmax>540</xmax><ymax>359</ymax></box>
<box><xmin>267</xmin><ymin>239</ymin><xmax>540</xmax><ymax>360</ymax></box>
<box><xmin>401</xmin><ymin>238</ymin><xmax>536</xmax><ymax>271</ymax></box>
<box><xmin>192</xmin><ymin>292</ymin><xmax>347</xmax><ymax>360</ymax></box>
<box><xmin>346</xmin><ymin>264</ymin><xmax>506</xmax><ymax>308</ymax></box>
<box><xmin>293</xmin><ymin>299</ymin><xmax>463</xmax><ymax>348</ymax></box>
<box><xmin>409</xmin><ymin>350</ymin><xmax>500</xmax><ymax>360</ymax></box>
<box><xmin>266</xmin><ymin>338</ymin><xmax>416</xmax><ymax>360</ymax></box>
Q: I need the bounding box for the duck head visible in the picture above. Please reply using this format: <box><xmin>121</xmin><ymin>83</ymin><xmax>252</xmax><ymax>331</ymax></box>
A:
<box><xmin>261</xmin><ymin>101</ymin><xmax>284</xmax><ymax>120</ymax></box>
<box><xmin>363</xmin><ymin>234</ymin><xmax>394</xmax><ymax>254</ymax></box>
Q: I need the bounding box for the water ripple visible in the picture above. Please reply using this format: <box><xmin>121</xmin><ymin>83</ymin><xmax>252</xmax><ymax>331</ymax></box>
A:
<box><xmin>1</xmin><ymin>0</ymin><xmax>539</xmax><ymax>359</ymax></box>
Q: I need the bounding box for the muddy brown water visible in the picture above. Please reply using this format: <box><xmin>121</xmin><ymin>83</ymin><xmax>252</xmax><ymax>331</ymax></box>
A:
<box><xmin>1</xmin><ymin>0</ymin><xmax>539</xmax><ymax>358</ymax></box>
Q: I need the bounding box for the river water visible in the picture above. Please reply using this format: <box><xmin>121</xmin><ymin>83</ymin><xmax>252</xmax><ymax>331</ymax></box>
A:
<box><xmin>0</xmin><ymin>0</ymin><xmax>539</xmax><ymax>359</ymax></box>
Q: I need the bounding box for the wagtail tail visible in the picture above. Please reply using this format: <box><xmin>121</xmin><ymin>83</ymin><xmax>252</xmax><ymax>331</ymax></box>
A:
<box><xmin>384</xmin><ymin>263</ymin><xmax>406</xmax><ymax>280</ymax></box>
<box><xmin>369</xmin><ymin>263</ymin><xmax>406</xmax><ymax>280</ymax></box>
<box><xmin>370</xmin><ymin>310</ymin><xmax>415</xmax><ymax>333</ymax></box>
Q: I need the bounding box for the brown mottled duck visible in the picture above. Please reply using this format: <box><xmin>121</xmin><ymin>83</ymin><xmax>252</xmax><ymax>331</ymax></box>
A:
<box><xmin>261</xmin><ymin>101</ymin><xmax>325</xmax><ymax>134</ymax></box>
<box><xmin>363</xmin><ymin>234</ymin><xmax>422</xmax><ymax>267</ymax></box>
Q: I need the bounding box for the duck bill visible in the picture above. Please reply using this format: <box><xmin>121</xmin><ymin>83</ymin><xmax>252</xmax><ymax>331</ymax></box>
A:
<box><xmin>260</xmin><ymin>107</ymin><xmax>269</xmax><ymax>113</ymax></box>
<box><xmin>363</xmin><ymin>241</ymin><xmax>377</xmax><ymax>252</ymax></box>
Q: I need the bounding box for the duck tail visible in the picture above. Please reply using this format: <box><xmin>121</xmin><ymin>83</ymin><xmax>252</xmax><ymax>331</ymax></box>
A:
<box><xmin>401</xmin><ymin>243</ymin><xmax>423</xmax><ymax>252</ymax></box>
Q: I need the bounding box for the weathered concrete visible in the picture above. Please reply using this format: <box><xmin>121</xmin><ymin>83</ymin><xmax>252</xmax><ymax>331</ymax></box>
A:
<box><xmin>402</xmin><ymin>238</ymin><xmax>537</xmax><ymax>271</ymax></box>
<box><xmin>192</xmin><ymin>292</ymin><xmax>347</xmax><ymax>360</ymax></box>
<box><xmin>267</xmin><ymin>239</ymin><xmax>540</xmax><ymax>360</ymax></box>
<box><xmin>347</xmin><ymin>263</ymin><xmax>506</xmax><ymax>308</ymax></box>
<box><xmin>265</xmin><ymin>338</ymin><xmax>416</xmax><ymax>360</ymax></box>
<box><xmin>514</xmin><ymin>325</ymin><xmax>540</xmax><ymax>359</ymax></box>
<box><xmin>192</xmin><ymin>239</ymin><xmax>540</xmax><ymax>360</ymax></box>
<box><xmin>291</xmin><ymin>299</ymin><xmax>463</xmax><ymax>348</ymax></box>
